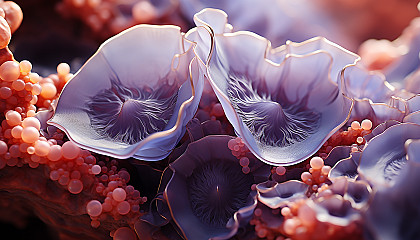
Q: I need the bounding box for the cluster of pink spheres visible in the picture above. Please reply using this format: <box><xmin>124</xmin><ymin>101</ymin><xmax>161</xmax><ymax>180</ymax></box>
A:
<box><xmin>227</xmin><ymin>136</ymin><xmax>263</xmax><ymax>175</ymax></box>
<box><xmin>0</xmin><ymin>58</ymin><xmax>144</xmax><ymax>240</ymax></box>
<box><xmin>0</xmin><ymin>1</ymin><xmax>389</xmax><ymax>239</ymax></box>
<box><xmin>250</xmin><ymin>156</ymin><xmax>363</xmax><ymax>240</ymax></box>
<box><xmin>57</xmin><ymin>0</ymin><xmax>164</xmax><ymax>38</ymax></box>
<box><xmin>249</xmin><ymin>119</ymin><xmax>373</xmax><ymax>240</ymax></box>
<box><xmin>316</xmin><ymin>119</ymin><xmax>372</xmax><ymax>159</ymax></box>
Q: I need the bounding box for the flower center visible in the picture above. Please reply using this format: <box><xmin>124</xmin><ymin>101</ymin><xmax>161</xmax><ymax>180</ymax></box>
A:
<box><xmin>384</xmin><ymin>155</ymin><xmax>407</xmax><ymax>182</ymax></box>
<box><xmin>227</xmin><ymin>74</ymin><xmax>320</xmax><ymax>147</ymax></box>
<box><xmin>86</xmin><ymin>83</ymin><xmax>178</xmax><ymax>144</ymax></box>
<box><xmin>187</xmin><ymin>160</ymin><xmax>252</xmax><ymax>227</ymax></box>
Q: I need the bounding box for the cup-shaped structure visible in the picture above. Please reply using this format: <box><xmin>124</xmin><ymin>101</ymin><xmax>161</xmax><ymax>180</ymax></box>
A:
<box><xmin>358</xmin><ymin>123</ymin><xmax>420</xmax><ymax>186</ymax></box>
<box><xmin>365</xmin><ymin>139</ymin><xmax>420</xmax><ymax>240</ymax></box>
<box><xmin>49</xmin><ymin>25</ymin><xmax>205</xmax><ymax>160</ymax></box>
<box><xmin>164</xmin><ymin>135</ymin><xmax>270</xmax><ymax>240</ymax></box>
<box><xmin>193</xmin><ymin>9</ymin><xmax>356</xmax><ymax>165</ymax></box>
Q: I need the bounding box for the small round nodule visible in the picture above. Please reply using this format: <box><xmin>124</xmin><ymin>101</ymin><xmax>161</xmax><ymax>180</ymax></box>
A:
<box><xmin>0</xmin><ymin>16</ymin><xmax>10</xmax><ymax>49</ymax></box>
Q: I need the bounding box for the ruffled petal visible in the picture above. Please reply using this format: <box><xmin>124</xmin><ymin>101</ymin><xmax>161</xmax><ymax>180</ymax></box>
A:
<box><xmin>364</xmin><ymin>139</ymin><xmax>420</xmax><ymax>240</ymax></box>
<box><xmin>329</xmin><ymin>151</ymin><xmax>360</xmax><ymax>179</ymax></box>
<box><xmin>358</xmin><ymin>123</ymin><xmax>420</xmax><ymax>186</ymax></box>
<box><xmin>257</xmin><ymin>180</ymin><xmax>308</xmax><ymax>209</ymax></box>
<box><xmin>312</xmin><ymin>195</ymin><xmax>361</xmax><ymax>227</ymax></box>
<box><xmin>49</xmin><ymin>25</ymin><xmax>205</xmax><ymax>160</ymax></box>
<box><xmin>193</xmin><ymin>9</ymin><xmax>356</xmax><ymax>165</ymax></box>
<box><xmin>165</xmin><ymin>135</ymin><xmax>270</xmax><ymax>240</ymax></box>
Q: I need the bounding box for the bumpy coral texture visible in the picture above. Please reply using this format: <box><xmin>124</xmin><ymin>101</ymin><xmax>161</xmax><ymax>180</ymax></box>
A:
<box><xmin>4</xmin><ymin>2</ymin><xmax>420</xmax><ymax>240</ymax></box>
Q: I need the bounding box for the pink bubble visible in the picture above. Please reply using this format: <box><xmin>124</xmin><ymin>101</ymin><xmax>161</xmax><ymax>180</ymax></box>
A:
<box><xmin>301</xmin><ymin>172</ymin><xmax>312</xmax><ymax>182</ymax></box>
<box><xmin>131</xmin><ymin>205</ymin><xmax>139</xmax><ymax>212</ymax></box>
<box><xmin>118</xmin><ymin>170</ymin><xmax>130</xmax><ymax>182</ymax></box>
<box><xmin>11</xmin><ymin>125</ymin><xmax>23</xmax><ymax>138</ymax></box>
<box><xmin>0</xmin><ymin>141</ymin><xmax>7</xmax><ymax>154</ymax></box>
<box><xmin>310</xmin><ymin>157</ymin><xmax>324</xmax><ymax>170</ymax></box>
<box><xmin>91</xmin><ymin>165</ymin><xmax>101</xmax><ymax>175</ymax></box>
<box><xmin>102</xmin><ymin>202</ymin><xmax>112</xmax><ymax>212</ymax></box>
<box><xmin>6</xmin><ymin>110</ymin><xmax>21</xmax><ymax>126</ymax></box>
<box><xmin>108</xmin><ymin>181</ymin><xmax>118</xmax><ymax>189</ymax></box>
<box><xmin>62</xmin><ymin>141</ymin><xmax>80</xmax><ymax>160</ymax></box>
<box><xmin>47</xmin><ymin>145</ymin><xmax>62</xmax><ymax>161</ymax></box>
<box><xmin>84</xmin><ymin>155</ymin><xmax>96</xmax><ymax>164</ymax></box>
<box><xmin>228</xmin><ymin>139</ymin><xmax>236</xmax><ymax>150</ymax></box>
<box><xmin>68</xmin><ymin>179</ymin><xmax>83</xmax><ymax>194</ymax></box>
<box><xmin>49</xmin><ymin>170</ymin><xmax>60</xmax><ymax>181</ymax></box>
<box><xmin>116</xmin><ymin>201</ymin><xmax>130</xmax><ymax>215</ymax></box>
<box><xmin>361</xmin><ymin>119</ymin><xmax>373</xmax><ymax>130</ymax></box>
<box><xmin>21</xmin><ymin>126</ymin><xmax>39</xmax><ymax>143</ymax></box>
<box><xmin>211</xmin><ymin>103</ymin><xmax>224</xmax><ymax>117</ymax></box>
<box><xmin>6</xmin><ymin>157</ymin><xmax>18</xmax><ymax>167</ymax></box>
<box><xmin>112</xmin><ymin>188</ymin><xmax>126</xmax><ymax>202</ymax></box>
<box><xmin>239</xmin><ymin>157</ymin><xmax>249</xmax><ymax>167</ymax></box>
<box><xmin>91</xmin><ymin>220</ymin><xmax>100</xmax><ymax>228</ymax></box>
<box><xmin>132</xmin><ymin>190</ymin><xmax>140</xmax><ymax>199</ymax></box>
<box><xmin>86</xmin><ymin>200</ymin><xmax>102</xmax><ymax>217</ymax></box>
<box><xmin>113</xmin><ymin>227</ymin><xmax>137</xmax><ymax>240</ymax></box>
<box><xmin>22</xmin><ymin>117</ymin><xmax>41</xmax><ymax>130</ymax></box>
<box><xmin>58</xmin><ymin>175</ymin><xmax>70</xmax><ymax>186</ymax></box>
<box><xmin>276</xmin><ymin>166</ymin><xmax>286</xmax><ymax>176</ymax></box>
<box><xmin>125</xmin><ymin>185</ymin><xmax>134</xmax><ymax>194</ymax></box>
<box><xmin>242</xmin><ymin>166</ymin><xmax>250</xmax><ymax>174</ymax></box>
<box><xmin>0</xmin><ymin>158</ymin><xmax>6</xmax><ymax>169</ymax></box>
<box><xmin>0</xmin><ymin>61</ymin><xmax>20</xmax><ymax>82</ymax></box>
<box><xmin>70</xmin><ymin>170</ymin><xmax>81</xmax><ymax>179</ymax></box>
<box><xmin>34</xmin><ymin>140</ymin><xmax>50</xmax><ymax>157</ymax></box>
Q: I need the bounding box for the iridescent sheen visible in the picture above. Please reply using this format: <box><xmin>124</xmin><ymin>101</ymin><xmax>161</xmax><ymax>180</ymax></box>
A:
<box><xmin>164</xmin><ymin>135</ymin><xmax>270</xmax><ymax>239</ymax></box>
<box><xmin>49</xmin><ymin>25</ymin><xmax>205</xmax><ymax>160</ymax></box>
<box><xmin>192</xmin><ymin>9</ymin><xmax>356</xmax><ymax>166</ymax></box>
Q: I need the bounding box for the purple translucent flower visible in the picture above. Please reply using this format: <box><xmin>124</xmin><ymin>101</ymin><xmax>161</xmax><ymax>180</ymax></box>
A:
<box><xmin>364</xmin><ymin>139</ymin><xmax>420</xmax><ymax>240</ymax></box>
<box><xmin>341</xmin><ymin>64</ymin><xmax>406</xmax><ymax>126</ymax></box>
<box><xmin>358</xmin><ymin>123</ymin><xmax>420</xmax><ymax>186</ymax></box>
<box><xmin>164</xmin><ymin>135</ymin><xmax>270</xmax><ymax>239</ymax></box>
<box><xmin>48</xmin><ymin>25</ymin><xmax>205</xmax><ymax>160</ymax></box>
<box><xmin>193</xmin><ymin>9</ymin><xmax>356</xmax><ymax>165</ymax></box>
<box><xmin>257</xmin><ymin>180</ymin><xmax>308</xmax><ymax>209</ymax></box>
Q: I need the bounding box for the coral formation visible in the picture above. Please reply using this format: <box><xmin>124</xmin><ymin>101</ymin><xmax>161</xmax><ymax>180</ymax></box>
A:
<box><xmin>2</xmin><ymin>1</ymin><xmax>420</xmax><ymax>240</ymax></box>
